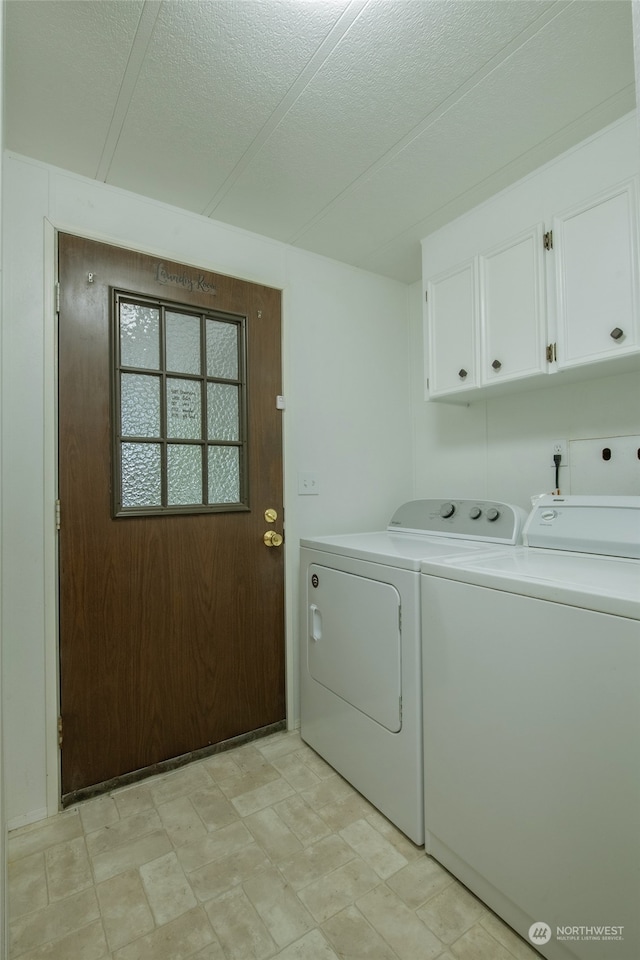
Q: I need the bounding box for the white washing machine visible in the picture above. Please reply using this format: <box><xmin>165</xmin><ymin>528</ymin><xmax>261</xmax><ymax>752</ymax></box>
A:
<box><xmin>421</xmin><ymin>495</ymin><xmax>640</xmax><ymax>959</ymax></box>
<box><xmin>300</xmin><ymin>499</ymin><xmax>526</xmax><ymax>845</ymax></box>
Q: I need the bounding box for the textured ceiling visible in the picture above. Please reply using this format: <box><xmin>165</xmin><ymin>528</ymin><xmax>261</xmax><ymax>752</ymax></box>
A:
<box><xmin>4</xmin><ymin>0</ymin><xmax>636</xmax><ymax>283</ymax></box>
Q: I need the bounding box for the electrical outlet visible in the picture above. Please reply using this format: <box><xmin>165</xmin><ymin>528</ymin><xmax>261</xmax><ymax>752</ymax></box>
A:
<box><xmin>551</xmin><ymin>439</ymin><xmax>568</xmax><ymax>465</ymax></box>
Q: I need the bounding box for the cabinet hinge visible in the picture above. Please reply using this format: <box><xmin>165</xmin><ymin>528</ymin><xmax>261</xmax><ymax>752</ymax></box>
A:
<box><xmin>543</xmin><ymin>230</ymin><xmax>553</xmax><ymax>251</ymax></box>
<box><xmin>55</xmin><ymin>499</ymin><xmax>61</xmax><ymax>530</ymax></box>
<box><xmin>55</xmin><ymin>282</ymin><xmax>61</xmax><ymax>313</ymax></box>
<box><xmin>546</xmin><ymin>342</ymin><xmax>557</xmax><ymax>363</ymax></box>
<box><xmin>425</xmin><ymin>290</ymin><xmax>428</xmax><ymax>302</ymax></box>
<box><xmin>57</xmin><ymin>716</ymin><xmax>63</xmax><ymax>748</ymax></box>
<box><xmin>399</xmin><ymin>696</ymin><xmax>403</xmax><ymax>721</ymax></box>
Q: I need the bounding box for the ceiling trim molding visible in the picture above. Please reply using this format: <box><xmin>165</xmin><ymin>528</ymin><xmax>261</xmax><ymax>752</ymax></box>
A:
<box><xmin>95</xmin><ymin>0</ymin><xmax>162</xmax><ymax>182</ymax></box>
<box><xmin>201</xmin><ymin>0</ymin><xmax>369</xmax><ymax>218</ymax></box>
<box><xmin>287</xmin><ymin>0</ymin><xmax>571</xmax><ymax>247</ymax></box>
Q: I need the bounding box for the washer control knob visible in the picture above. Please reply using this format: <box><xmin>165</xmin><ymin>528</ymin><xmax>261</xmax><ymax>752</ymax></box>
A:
<box><xmin>439</xmin><ymin>502</ymin><xmax>456</xmax><ymax>519</ymax></box>
<box><xmin>469</xmin><ymin>507</ymin><xmax>482</xmax><ymax>520</ymax></box>
<box><xmin>486</xmin><ymin>507</ymin><xmax>500</xmax><ymax>522</ymax></box>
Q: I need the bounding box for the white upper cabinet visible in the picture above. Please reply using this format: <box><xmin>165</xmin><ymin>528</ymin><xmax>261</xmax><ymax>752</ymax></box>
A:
<box><xmin>553</xmin><ymin>180</ymin><xmax>639</xmax><ymax>369</ymax></box>
<box><xmin>426</xmin><ymin>226</ymin><xmax>547</xmax><ymax>399</ymax></box>
<box><xmin>422</xmin><ymin>115</ymin><xmax>639</xmax><ymax>403</ymax></box>
<box><xmin>479</xmin><ymin>225</ymin><xmax>547</xmax><ymax>385</ymax></box>
<box><xmin>426</xmin><ymin>260</ymin><xmax>477</xmax><ymax>397</ymax></box>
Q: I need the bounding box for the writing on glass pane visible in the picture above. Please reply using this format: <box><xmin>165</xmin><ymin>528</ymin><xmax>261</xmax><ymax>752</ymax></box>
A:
<box><xmin>167</xmin><ymin>380</ymin><xmax>201</xmax><ymax>439</ymax></box>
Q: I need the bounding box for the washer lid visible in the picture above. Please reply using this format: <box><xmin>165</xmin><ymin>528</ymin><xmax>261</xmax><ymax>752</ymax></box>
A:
<box><xmin>524</xmin><ymin>495</ymin><xmax>640</xmax><ymax>558</ymax></box>
<box><xmin>421</xmin><ymin>547</ymin><xmax>640</xmax><ymax>620</ymax></box>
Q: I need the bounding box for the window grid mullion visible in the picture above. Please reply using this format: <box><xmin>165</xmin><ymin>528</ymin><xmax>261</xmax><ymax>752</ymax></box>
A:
<box><xmin>200</xmin><ymin>313</ymin><xmax>209</xmax><ymax>505</ymax></box>
<box><xmin>113</xmin><ymin>293</ymin><xmax>248</xmax><ymax>517</ymax></box>
<box><xmin>159</xmin><ymin>306</ymin><xmax>168</xmax><ymax>508</ymax></box>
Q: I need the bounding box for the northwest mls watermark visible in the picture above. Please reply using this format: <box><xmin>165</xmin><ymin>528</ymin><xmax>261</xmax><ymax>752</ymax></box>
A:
<box><xmin>529</xmin><ymin>922</ymin><xmax>625</xmax><ymax>947</ymax></box>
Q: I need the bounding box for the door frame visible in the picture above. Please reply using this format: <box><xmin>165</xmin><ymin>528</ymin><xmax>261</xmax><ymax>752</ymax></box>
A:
<box><xmin>42</xmin><ymin>219</ymin><xmax>293</xmax><ymax>815</ymax></box>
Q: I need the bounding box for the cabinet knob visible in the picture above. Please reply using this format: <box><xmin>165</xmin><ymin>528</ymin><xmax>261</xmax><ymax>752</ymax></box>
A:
<box><xmin>491</xmin><ymin>359</ymin><xmax>502</xmax><ymax>371</ymax></box>
<box><xmin>458</xmin><ymin>368</ymin><xmax>468</xmax><ymax>380</ymax></box>
<box><xmin>610</xmin><ymin>327</ymin><xmax>624</xmax><ymax>341</ymax></box>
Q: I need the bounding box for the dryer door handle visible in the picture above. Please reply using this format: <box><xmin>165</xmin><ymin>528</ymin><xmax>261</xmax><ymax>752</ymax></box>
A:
<box><xmin>310</xmin><ymin>604</ymin><xmax>322</xmax><ymax>642</ymax></box>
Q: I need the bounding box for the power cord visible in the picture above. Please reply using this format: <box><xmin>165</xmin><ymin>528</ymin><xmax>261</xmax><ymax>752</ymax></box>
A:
<box><xmin>553</xmin><ymin>453</ymin><xmax>562</xmax><ymax>494</ymax></box>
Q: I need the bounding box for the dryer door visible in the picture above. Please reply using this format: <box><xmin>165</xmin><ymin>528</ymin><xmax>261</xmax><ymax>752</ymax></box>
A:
<box><xmin>307</xmin><ymin>564</ymin><xmax>402</xmax><ymax>732</ymax></box>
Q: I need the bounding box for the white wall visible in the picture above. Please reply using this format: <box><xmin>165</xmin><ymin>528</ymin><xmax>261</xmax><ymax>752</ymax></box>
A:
<box><xmin>634</xmin><ymin>5</ymin><xmax>640</xmax><ymax>128</ymax></box>
<box><xmin>0</xmin><ymin>154</ymin><xmax>412</xmax><ymax>826</ymax></box>
<box><xmin>0</xmin><ymin>0</ymin><xmax>6</xmax><ymax>950</ymax></box>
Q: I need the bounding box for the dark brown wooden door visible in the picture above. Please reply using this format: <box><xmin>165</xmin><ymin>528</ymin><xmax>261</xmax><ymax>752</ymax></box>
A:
<box><xmin>58</xmin><ymin>234</ymin><xmax>285</xmax><ymax>799</ymax></box>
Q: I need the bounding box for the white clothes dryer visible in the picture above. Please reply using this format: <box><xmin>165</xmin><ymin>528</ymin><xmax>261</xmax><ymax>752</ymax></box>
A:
<box><xmin>421</xmin><ymin>495</ymin><xmax>640</xmax><ymax>959</ymax></box>
<box><xmin>300</xmin><ymin>499</ymin><xmax>526</xmax><ymax>845</ymax></box>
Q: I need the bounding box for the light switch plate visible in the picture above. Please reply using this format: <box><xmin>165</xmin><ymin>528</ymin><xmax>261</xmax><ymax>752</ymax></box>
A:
<box><xmin>298</xmin><ymin>472</ymin><xmax>319</xmax><ymax>495</ymax></box>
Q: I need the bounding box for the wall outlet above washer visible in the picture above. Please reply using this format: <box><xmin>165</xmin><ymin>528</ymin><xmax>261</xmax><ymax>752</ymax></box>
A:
<box><xmin>551</xmin><ymin>439</ymin><xmax>568</xmax><ymax>465</ymax></box>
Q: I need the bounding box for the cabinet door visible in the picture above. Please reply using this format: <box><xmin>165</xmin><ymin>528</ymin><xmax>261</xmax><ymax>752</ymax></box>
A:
<box><xmin>426</xmin><ymin>260</ymin><xmax>477</xmax><ymax>397</ymax></box>
<box><xmin>479</xmin><ymin>225</ymin><xmax>547</xmax><ymax>385</ymax></box>
<box><xmin>554</xmin><ymin>180</ymin><xmax>639</xmax><ymax>368</ymax></box>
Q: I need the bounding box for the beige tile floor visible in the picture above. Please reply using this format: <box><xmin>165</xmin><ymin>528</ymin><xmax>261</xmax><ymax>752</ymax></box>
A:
<box><xmin>8</xmin><ymin>730</ymin><xmax>541</xmax><ymax>960</ymax></box>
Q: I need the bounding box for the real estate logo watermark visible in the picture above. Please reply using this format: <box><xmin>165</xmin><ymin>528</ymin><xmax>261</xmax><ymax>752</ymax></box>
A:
<box><xmin>529</xmin><ymin>923</ymin><xmax>552</xmax><ymax>945</ymax></box>
<box><xmin>528</xmin><ymin>922</ymin><xmax>625</xmax><ymax>947</ymax></box>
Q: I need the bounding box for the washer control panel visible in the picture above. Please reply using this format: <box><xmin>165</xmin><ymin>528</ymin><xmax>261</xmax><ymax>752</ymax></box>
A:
<box><xmin>524</xmin><ymin>495</ymin><xmax>640</xmax><ymax>558</ymax></box>
<box><xmin>388</xmin><ymin>499</ymin><xmax>527</xmax><ymax>544</ymax></box>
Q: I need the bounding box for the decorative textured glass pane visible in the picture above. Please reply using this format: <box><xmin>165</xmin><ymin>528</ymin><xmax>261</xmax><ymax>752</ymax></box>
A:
<box><xmin>121</xmin><ymin>443</ymin><xmax>161</xmax><ymax>506</ymax></box>
<box><xmin>121</xmin><ymin>373</ymin><xmax>161</xmax><ymax>437</ymax></box>
<box><xmin>206</xmin><ymin>320</ymin><xmax>238</xmax><ymax>380</ymax></box>
<box><xmin>207</xmin><ymin>383</ymin><xmax>239</xmax><ymax>441</ymax></box>
<box><xmin>208</xmin><ymin>446</ymin><xmax>240</xmax><ymax>503</ymax></box>
<box><xmin>167</xmin><ymin>444</ymin><xmax>202</xmax><ymax>505</ymax></box>
<box><xmin>120</xmin><ymin>303</ymin><xmax>160</xmax><ymax>369</ymax></box>
<box><xmin>167</xmin><ymin>379</ymin><xmax>201</xmax><ymax>439</ymax></box>
<box><xmin>166</xmin><ymin>312</ymin><xmax>201</xmax><ymax>375</ymax></box>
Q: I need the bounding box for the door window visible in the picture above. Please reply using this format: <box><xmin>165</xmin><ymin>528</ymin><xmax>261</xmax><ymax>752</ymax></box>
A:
<box><xmin>112</xmin><ymin>292</ymin><xmax>247</xmax><ymax>516</ymax></box>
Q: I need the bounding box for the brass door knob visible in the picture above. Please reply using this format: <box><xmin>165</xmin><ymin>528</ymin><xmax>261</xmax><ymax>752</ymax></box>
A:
<box><xmin>263</xmin><ymin>530</ymin><xmax>283</xmax><ymax>547</ymax></box>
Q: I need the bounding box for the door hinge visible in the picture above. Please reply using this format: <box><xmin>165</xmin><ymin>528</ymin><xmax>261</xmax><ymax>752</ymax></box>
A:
<box><xmin>543</xmin><ymin>230</ymin><xmax>553</xmax><ymax>251</ymax></box>
<box><xmin>57</xmin><ymin>716</ymin><xmax>63</xmax><ymax>748</ymax></box>
<box><xmin>55</xmin><ymin>499</ymin><xmax>61</xmax><ymax>530</ymax></box>
<box><xmin>546</xmin><ymin>342</ymin><xmax>557</xmax><ymax>363</ymax></box>
<box><xmin>55</xmin><ymin>282</ymin><xmax>61</xmax><ymax>313</ymax></box>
